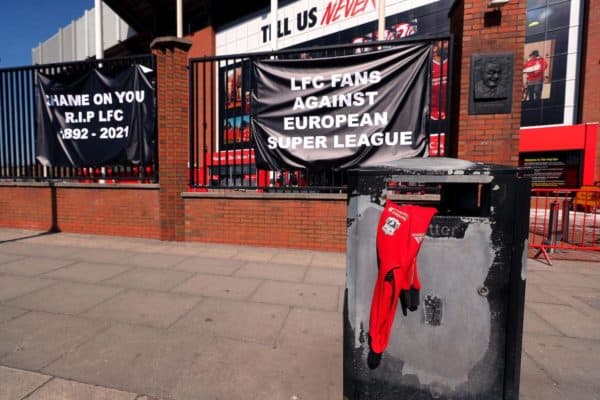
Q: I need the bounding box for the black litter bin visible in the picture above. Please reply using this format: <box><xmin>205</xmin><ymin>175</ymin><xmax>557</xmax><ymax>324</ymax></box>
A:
<box><xmin>344</xmin><ymin>158</ymin><xmax>531</xmax><ymax>400</ymax></box>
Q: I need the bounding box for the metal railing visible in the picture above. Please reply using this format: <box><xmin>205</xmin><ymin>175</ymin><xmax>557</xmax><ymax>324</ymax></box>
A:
<box><xmin>189</xmin><ymin>36</ymin><xmax>451</xmax><ymax>192</ymax></box>
<box><xmin>0</xmin><ymin>54</ymin><xmax>157</xmax><ymax>183</ymax></box>
<box><xmin>530</xmin><ymin>188</ymin><xmax>600</xmax><ymax>265</ymax></box>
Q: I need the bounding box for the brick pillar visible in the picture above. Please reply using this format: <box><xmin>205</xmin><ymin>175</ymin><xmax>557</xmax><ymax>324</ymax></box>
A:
<box><xmin>151</xmin><ymin>37</ymin><xmax>192</xmax><ymax>241</ymax></box>
<box><xmin>449</xmin><ymin>0</ymin><xmax>526</xmax><ymax>166</ymax></box>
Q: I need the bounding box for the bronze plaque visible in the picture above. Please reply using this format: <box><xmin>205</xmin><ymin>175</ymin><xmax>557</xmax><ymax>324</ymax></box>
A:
<box><xmin>469</xmin><ymin>53</ymin><xmax>514</xmax><ymax>114</ymax></box>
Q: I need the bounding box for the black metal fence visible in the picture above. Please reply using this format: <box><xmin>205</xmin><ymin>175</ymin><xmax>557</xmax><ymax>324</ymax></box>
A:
<box><xmin>0</xmin><ymin>54</ymin><xmax>157</xmax><ymax>183</ymax></box>
<box><xmin>189</xmin><ymin>36</ymin><xmax>451</xmax><ymax>193</ymax></box>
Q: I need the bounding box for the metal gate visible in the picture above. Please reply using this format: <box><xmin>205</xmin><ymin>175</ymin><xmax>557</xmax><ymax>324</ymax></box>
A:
<box><xmin>189</xmin><ymin>36</ymin><xmax>452</xmax><ymax>192</ymax></box>
<box><xmin>0</xmin><ymin>54</ymin><xmax>157</xmax><ymax>183</ymax></box>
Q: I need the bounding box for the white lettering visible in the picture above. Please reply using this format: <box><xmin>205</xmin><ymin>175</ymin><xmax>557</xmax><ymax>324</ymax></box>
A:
<box><xmin>268</xmin><ymin>136</ymin><xmax>278</xmax><ymax>149</ymax></box>
<box><xmin>45</xmin><ymin>94</ymin><xmax>90</xmax><ymax>107</ymax></box>
<box><xmin>400</xmin><ymin>131</ymin><xmax>413</xmax><ymax>145</ymax></box>
<box><xmin>315</xmin><ymin>136</ymin><xmax>327</xmax><ymax>149</ymax></box>
<box><xmin>65</xmin><ymin>112</ymin><xmax>74</xmax><ymax>123</ymax></box>
<box><xmin>293</xmin><ymin>96</ymin><xmax>305</xmax><ymax>110</ymax></box>
<box><xmin>267</xmin><ymin>135</ymin><xmax>329</xmax><ymax>150</ymax></box>
<box><xmin>283</xmin><ymin>112</ymin><xmax>388</xmax><ymax>130</ymax></box>
<box><xmin>330</xmin><ymin>71</ymin><xmax>381</xmax><ymax>88</ymax></box>
<box><xmin>93</xmin><ymin>92</ymin><xmax>112</xmax><ymax>105</ymax></box>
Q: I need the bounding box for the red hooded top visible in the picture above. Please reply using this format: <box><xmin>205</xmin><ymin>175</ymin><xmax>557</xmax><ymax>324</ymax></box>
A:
<box><xmin>369</xmin><ymin>200</ymin><xmax>437</xmax><ymax>356</ymax></box>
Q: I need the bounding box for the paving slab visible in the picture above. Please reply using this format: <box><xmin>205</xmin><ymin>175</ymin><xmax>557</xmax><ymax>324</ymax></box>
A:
<box><xmin>525</xmin><ymin>283</ymin><xmax>567</xmax><ymax>305</ymax></box>
<box><xmin>0</xmin><ymin>366</ymin><xmax>51</xmax><ymax>400</ymax></box>
<box><xmin>531</xmin><ymin>270</ymin><xmax>600</xmax><ymax>290</ymax></box>
<box><xmin>523</xmin><ymin>333</ymin><xmax>600</xmax><ymax>393</ymax></box>
<box><xmin>573</xmin><ymin>293</ymin><xmax>600</xmax><ymax>311</ymax></box>
<box><xmin>102</xmin><ymin>268</ymin><xmax>194</xmax><ymax>291</ymax></box>
<box><xmin>304</xmin><ymin>266</ymin><xmax>346</xmax><ymax>286</ymax></box>
<box><xmin>519</xmin><ymin>353</ymin><xmax>562</xmax><ymax>400</ymax></box>
<box><xmin>151</xmin><ymin>243</ymin><xmax>224</xmax><ymax>257</ymax></box>
<box><xmin>0</xmin><ymin>257</ymin><xmax>75</xmax><ymax>277</ymax></box>
<box><xmin>547</xmin><ymin>260</ymin><xmax>600</xmax><ymax>276</ymax></box>
<box><xmin>0</xmin><ymin>242</ymin><xmax>81</xmax><ymax>260</ymax></box>
<box><xmin>171</xmin><ymin>256</ymin><xmax>245</xmax><ymax>275</ymax></box>
<box><xmin>43</xmin><ymin>324</ymin><xmax>203</xmax><ymax>399</ymax></box>
<box><xmin>271</xmin><ymin>250</ymin><xmax>314</xmax><ymax>266</ymax></box>
<box><xmin>523</xmin><ymin>306</ymin><xmax>563</xmax><ymax>336</ymax></box>
<box><xmin>0</xmin><ymin>311</ymin><xmax>109</xmax><ymax>370</ymax></box>
<box><xmin>0</xmin><ymin>253</ymin><xmax>23</xmax><ymax>266</ymax></box>
<box><xmin>0</xmin><ymin>229</ymin><xmax>44</xmax><ymax>242</ymax></box>
<box><xmin>66</xmin><ymin>248</ymin><xmax>141</xmax><ymax>264</ymax></box>
<box><xmin>251</xmin><ymin>281</ymin><xmax>340</xmax><ymax>311</ymax></box>
<box><xmin>170</xmin><ymin>297</ymin><xmax>289</xmax><ymax>345</ymax></box>
<box><xmin>170</xmin><ymin>337</ymin><xmax>342</xmax><ymax>400</ymax></box>
<box><xmin>151</xmin><ymin>243</ymin><xmax>237</xmax><ymax>259</ymax></box>
<box><xmin>42</xmin><ymin>262</ymin><xmax>132</xmax><ymax>283</ymax></box>
<box><xmin>232</xmin><ymin>247</ymin><xmax>278</xmax><ymax>262</ymax></box>
<box><xmin>233</xmin><ymin>262</ymin><xmax>307</xmax><ymax>282</ymax></box>
<box><xmin>111</xmin><ymin>253</ymin><xmax>189</xmax><ymax>270</ymax></box>
<box><xmin>527</xmin><ymin>302</ymin><xmax>600</xmax><ymax>340</ymax></box>
<box><xmin>36</xmin><ymin>234</ymin><xmax>142</xmax><ymax>251</ymax></box>
<box><xmin>539</xmin><ymin>286</ymin><xmax>600</xmax><ymax>317</ymax></box>
<box><xmin>172</xmin><ymin>274</ymin><xmax>261</xmax><ymax>300</ymax></box>
<box><xmin>6</xmin><ymin>282</ymin><xmax>123</xmax><ymax>316</ymax></box>
<box><xmin>26</xmin><ymin>377</ymin><xmax>138</xmax><ymax>400</ymax></box>
<box><xmin>0</xmin><ymin>276</ymin><xmax>56</xmax><ymax>302</ymax></box>
<box><xmin>310</xmin><ymin>252</ymin><xmax>345</xmax><ymax>269</ymax></box>
<box><xmin>0</xmin><ymin>305</ymin><xmax>28</xmax><ymax>325</ymax></box>
<box><xmin>275</xmin><ymin>308</ymin><xmax>342</xmax><ymax>352</ymax></box>
<box><xmin>83</xmin><ymin>290</ymin><xmax>199</xmax><ymax>329</ymax></box>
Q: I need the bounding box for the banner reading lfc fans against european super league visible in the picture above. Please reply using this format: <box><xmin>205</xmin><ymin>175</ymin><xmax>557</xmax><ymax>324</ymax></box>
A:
<box><xmin>251</xmin><ymin>43</ymin><xmax>432</xmax><ymax>170</ymax></box>
<box><xmin>35</xmin><ymin>65</ymin><xmax>155</xmax><ymax>167</ymax></box>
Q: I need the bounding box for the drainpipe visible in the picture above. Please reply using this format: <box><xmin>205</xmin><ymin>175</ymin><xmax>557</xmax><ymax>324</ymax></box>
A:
<box><xmin>271</xmin><ymin>0</ymin><xmax>278</xmax><ymax>50</ymax></box>
<box><xmin>177</xmin><ymin>0</ymin><xmax>183</xmax><ymax>38</ymax></box>
<box><xmin>95</xmin><ymin>0</ymin><xmax>104</xmax><ymax>59</ymax></box>
<box><xmin>378</xmin><ymin>0</ymin><xmax>385</xmax><ymax>41</ymax></box>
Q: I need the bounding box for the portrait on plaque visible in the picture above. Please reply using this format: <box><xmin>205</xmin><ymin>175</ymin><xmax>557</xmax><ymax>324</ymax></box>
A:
<box><xmin>469</xmin><ymin>53</ymin><xmax>514</xmax><ymax>114</ymax></box>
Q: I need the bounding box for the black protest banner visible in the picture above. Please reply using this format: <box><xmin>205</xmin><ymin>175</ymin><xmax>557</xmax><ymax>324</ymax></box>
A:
<box><xmin>251</xmin><ymin>43</ymin><xmax>432</xmax><ymax>170</ymax></box>
<box><xmin>35</xmin><ymin>65</ymin><xmax>155</xmax><ymax>167</ymax></box>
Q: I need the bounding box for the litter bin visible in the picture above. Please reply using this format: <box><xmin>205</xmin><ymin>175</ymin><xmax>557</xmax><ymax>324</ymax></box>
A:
<box><xmin>344</xmin><ymin>158</ymin><xmax>531</xmax><ymax>400</ymax></box>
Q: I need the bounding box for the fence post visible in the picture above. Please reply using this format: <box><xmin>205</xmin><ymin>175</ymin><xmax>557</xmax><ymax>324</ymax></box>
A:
<box><xmin>546</xmin><ymin>200</ymin><xmax>560</xmax><ymax>252</ymax></box>
<box><xmin>151</xmin><ymin>37</ymin><xmax>192</xmax><ymax>241</ymax></box>
<box><xmin>561</xmin><ymin>198</ymin><xmax>571</xmax><ymax>243</ymax></box>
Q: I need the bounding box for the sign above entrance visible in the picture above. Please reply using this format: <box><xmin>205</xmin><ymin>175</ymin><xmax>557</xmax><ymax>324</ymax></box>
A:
<box><xmin>260</xmin><ymin>0</ymin><xmax>377</xmax><ymax>44</ymax></box>
<box><xmin>216</xmin><ymin>0</ymin><xmax>440</xmax><ymax>54</ymax></box>
<box><xmin>251</xmin><ymin>43</ymin><xmax>432</xmax><ymax>170</ymax></box>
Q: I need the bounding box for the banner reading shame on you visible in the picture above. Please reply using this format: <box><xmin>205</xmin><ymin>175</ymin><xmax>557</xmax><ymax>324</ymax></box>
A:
<box><xmin>35</xmin><ymin>65</ymin><xmax>155</xmax><ymax>167</ymax></box>
<box><xmin>251</xmin><ymin>43</ymin><xmax>432</xmax><ymax>170</ymax></box>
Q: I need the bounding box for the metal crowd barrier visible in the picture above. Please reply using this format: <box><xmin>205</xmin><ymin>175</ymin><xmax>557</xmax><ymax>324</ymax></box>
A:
<box><xmin>529</xmin><ymin>188</ymin><xmax>600</xmax><ymax>265</ymax></box>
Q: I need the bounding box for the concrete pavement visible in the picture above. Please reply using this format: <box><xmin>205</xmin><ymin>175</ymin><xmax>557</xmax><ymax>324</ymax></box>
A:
<box><xmin>0</xmin><ymin>228</ymin><xmax>598</xmax><ymax>399</ymax></box>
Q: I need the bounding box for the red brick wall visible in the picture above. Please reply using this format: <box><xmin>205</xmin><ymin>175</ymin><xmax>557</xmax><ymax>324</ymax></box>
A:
<box><xmin>0</xmin><ymin>186</ymin><xmax>53</xmax><ymax>231</ymax></box>
<box><xmin>450</xmin><ymin>0</ymin><xmax>526</xmax><ymax>166</ymax></box>
<box><xmin>55</xmin><ymin>187</ymin><xmax>160</xmax><ymax>238</ymax></box>
<box><xmin>581</xmin><ymin>0</ymin><xmax>600</xmax><ymax>181</ymax></box>
<box><xmin>184</xmin><ymin>195</ymin><xmax>347</xmax><ymax>252</ymax></box>
<box><xmin>0</xmin><ymin>185</ymin><xmax>159</xmax><ymax>239</ymax></box>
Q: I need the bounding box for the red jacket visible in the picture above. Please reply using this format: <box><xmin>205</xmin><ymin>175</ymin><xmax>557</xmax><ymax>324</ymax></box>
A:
<box><xmin>369</xmin><ymin>201</ymin><xmax>437</xmax><ymax>358</ymax></box>
<box><xmin>523</xmin><ymin>57</ymin><xmax>547</xmax><ymax>83</ymax></box>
